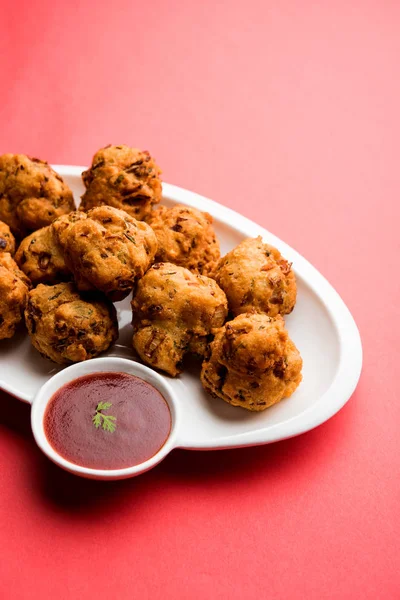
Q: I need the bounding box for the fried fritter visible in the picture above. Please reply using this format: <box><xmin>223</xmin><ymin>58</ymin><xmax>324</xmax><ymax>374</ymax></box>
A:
<box><xmin>0</xmin><ymin>220</ymin><xmax>16</xmax><ymax>255</ymax></box>
<box><xmin>25</xmin><ymin>282</ymin><xmax>118</xmax><ymax>364</ymax></box>
<box><xmin>146</xmin><ymin>204</ymin><xmax>220</xmax><ymax>275</ymax></box>
<box><xmin>213</xmin><ymin>237</ymin><xmax>296</xmax><ymax>317</ymax></box>
<box><xmin>15</xmin><ymin>225</ymin><xmax>70</xmax><ymax>285</ymax></box>
<box><xmin>131</xmin><ymin>262</ymin><xmax>228</xmax><ymax>376</ymax></box>
<box><xmin>80</xmin><ymin>145</ymin><xmax>162</xmax><ymax>221</ymax></box>
<box><xmin>54</xmin><ymin>206</ymin><xmax>157</xmax><ymax>301</ymax></box>
<box><xmin>201</xmin><ymin>313</ymin><xmax>302</xmax><ymax>411</ymax></box>
<box><xmin>0</xmin><ymin>253</ymin><xmax>31</xmax><ymax>339</ymax></box>
<box><xmin>0</xmin><ymin>154</ymin><xmax>75</xmax><ymax>237</ymax></box>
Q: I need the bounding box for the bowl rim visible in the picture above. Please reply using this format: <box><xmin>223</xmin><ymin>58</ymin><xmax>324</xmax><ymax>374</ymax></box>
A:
<box><xmin>30</xmin><ymin>357</ymin><xmax>182</xmax><ymax>480</ymax></box>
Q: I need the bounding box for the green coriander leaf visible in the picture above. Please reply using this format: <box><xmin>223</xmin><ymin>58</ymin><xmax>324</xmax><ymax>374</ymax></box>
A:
<box><xmin>92</xmin><ymin>413</ymin><xmax>102</xmax><ymax>428</ymax></box>
<box><xmin>102</xmin><ymin>416</ymin><xmax>117</xmax><ymax>433</ymax></box>
<box><xmin>97</xmin><ymin>401</ymin><xmax>112</xmax><ymax>410</ymax></box>
<box><xmin>92</xmin><ymin>402</ymin><xmax>117</xmax><ymax>433</ymax></box>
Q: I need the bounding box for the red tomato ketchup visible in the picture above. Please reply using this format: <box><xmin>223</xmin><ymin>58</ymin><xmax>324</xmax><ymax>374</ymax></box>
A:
<box><xmin>44</xmin><ymin>372</ymin><xmax>171</xmax><ymax>470</ymax></box>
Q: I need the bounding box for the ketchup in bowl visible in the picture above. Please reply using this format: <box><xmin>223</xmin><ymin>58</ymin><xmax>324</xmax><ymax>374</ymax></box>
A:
<box><xmin>44</xmin><ymin>372</ymin><xmax>171</xmax><ymax>470</ymax></box>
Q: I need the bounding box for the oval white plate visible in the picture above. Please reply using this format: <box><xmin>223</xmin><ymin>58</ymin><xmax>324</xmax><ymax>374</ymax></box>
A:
<box><xmin>0</xmin><ymin>166</ymin><xmax>362</xmax><ymax>449</ymax></box>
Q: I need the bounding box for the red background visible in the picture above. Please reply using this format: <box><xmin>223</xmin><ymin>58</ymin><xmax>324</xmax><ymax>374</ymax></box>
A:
<box><xmin>1</xmin><ymin>1</ymin><xmax>399</xmax><ymax>598</ymax></box>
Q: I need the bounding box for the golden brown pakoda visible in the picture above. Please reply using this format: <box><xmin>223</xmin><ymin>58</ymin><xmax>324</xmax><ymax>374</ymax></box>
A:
<box><xmin>15</xmin><ymin>225</ymin><xmax>70</xmax><ymax>285</ymax></box>
<box><xmin>146</xmin><ymin>204</ymin><xmax>220</xmax><ymax>275</ymax></box>
<box><xmin>131</xmin><ymin>262</ymin><xmax>228</xmax><ymax>376</ymax></box>
<box><xmin>213</xmin><ymin>237</ymin><xmax>296</xmax><ymax>317</ymax></box>
<box><xmin>54</xmin><ymin>206</ymin><xmax>157</xmax><ymax>301</ymax></box>
<box><xmin>0</xmin><ymin>220</ymin><xmax>16</xmax><ymax>255</ymax></box>
<box><xmin>201</xmin><ymin>313</ymin><xmax>302</xmax><ymax>411</ymax></box>
<box><xmin>25</xmin><ymin>282</ymin><xmax>118</xmax><ymax>364</ymax></box>
<box><xmin>0</xmin><ymin>154</ymin><xmax>75</xmax><ymax>237</ymax></box>
<box><xmin>80</xmin><ymin>144</ymin><xmax>162</xmax><ymax>221</ymax></box>
<box><xmin>0</xmin><ymin>253</ymin><xmax>31</xmax><ymax>339</ymax></box>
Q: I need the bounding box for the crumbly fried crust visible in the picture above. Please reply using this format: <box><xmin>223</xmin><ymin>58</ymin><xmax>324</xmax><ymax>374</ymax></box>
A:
<box><xmin>15</xmin><ymin>225</ymin><xmax>70</xmax><ymax>285</ymax></box>
<box><xmin>146</xmin><ymin>204</ymin><xmax>220</xmax><ymax>275</ymax></box>
<box><xmin>53</xmin><ymin>206</ymin><xmax>157</xmax><ymax>301</ymax></box>
<box><xmin>201</xmin><ymin>313</ymin><xmax>302</xmax><ymax>411</ymax></box>
<box><xmin>25</xmin><ymin>282</ymin><xmax>118</xmax><ymax>364</ymax></box>
<box><xmin>0</xmin><ymin>220</ymin><xmax>16</xmax><ymax>255</ymax></box>
<box><xmin>131</xmin><ymin>262</ymin><xmax>228</xmax><ymax>376</ymax></box>
<box><xmin>213</xmin><ymin>236</ymin><xmax>296</xmax><ymax>317</ymax></box>
<box><xmin>0</xmin><ymin>253</ymin><xmax>31</xmax><ymax>339</ymax></box>
<box><xmin>0</xmin><ymin>154</ymin><xmax>75</xmax><ymax>237</ymax></box>
<box><xmin>80</xmin><ymin>144</ymin><xmax>162</xmax><ymax>221</ymax></box>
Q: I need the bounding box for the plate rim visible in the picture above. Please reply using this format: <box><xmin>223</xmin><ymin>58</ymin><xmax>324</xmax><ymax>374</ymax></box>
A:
<box><xmin>0</xmin><ymin>165</ymin><xmax>363</xmax><ymax>449</ymax></box>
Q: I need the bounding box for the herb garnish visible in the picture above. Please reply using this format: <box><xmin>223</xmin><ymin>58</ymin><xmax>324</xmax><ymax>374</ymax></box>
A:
<box><xmin>92</xmin><ymin>402</ymin><xmax>117</xmax><ymax>433</ymax></box>
<box><xmin>124</xmin><ymin>232</ymin><xmax>136</xmax><ymax>245</ymax></box>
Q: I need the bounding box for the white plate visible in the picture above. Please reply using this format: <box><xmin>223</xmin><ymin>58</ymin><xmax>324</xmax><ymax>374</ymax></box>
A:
<box><xmin>0</xmin><ymin>166</ymin><xmax>362</xmax><ymax>449</ymax></box>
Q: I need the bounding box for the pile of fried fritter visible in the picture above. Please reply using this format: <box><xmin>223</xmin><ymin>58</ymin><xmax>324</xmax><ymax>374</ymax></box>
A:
<box><xmin>0</xmin><ymin>145</ymin><xmax>302</xmax><ymax>411</ymax></box>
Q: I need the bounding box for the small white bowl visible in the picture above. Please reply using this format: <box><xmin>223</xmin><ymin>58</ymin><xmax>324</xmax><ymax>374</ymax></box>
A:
<box><xmin>31</xmin><ymin>357</ymin><xmax>182</xmax><ymax>480</ymax></box>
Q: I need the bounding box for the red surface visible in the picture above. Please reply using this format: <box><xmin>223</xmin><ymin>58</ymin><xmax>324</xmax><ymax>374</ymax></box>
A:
<box><xmin>0</xmin><ymin>1</ymin><xmax>399</xmax><ymax>598</ymax></box>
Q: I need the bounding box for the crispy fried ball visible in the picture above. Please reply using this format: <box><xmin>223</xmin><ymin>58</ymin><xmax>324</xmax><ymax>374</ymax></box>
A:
<box><xmin>146</xmin><ymin>204</ymin><xmax>220</xmax><ymax>275</ymax></box>
<box><xmin>201</xmin><ymin>313</ymin><xmax>302</xmax><ymax>411</ymax></box>
<box><xmin>213</xmin><ymin>237</ymin><xmax>296</xmax><ymax>317</ymax></box>
<box><xmin>24</xmin><ymin>282</ymin><xmax>118</xmax><ymax>364</ymax></box>
<box><xmin>15</xmin><ymin>225</ymin><xmax>70</xmax><ymax>285</ymax></box>
<box><xmin>80</xmin><ymin>144</ymin><xmax>162</xmax><ymax>221</ymax></box>
<box><xmin>131</xmin><ymin>263</ymin><xmax>228</xmax><ymax>376</ymax></box>
<box><xmin>0</xmin><ymin>154</ymin><xmax>75</xmax><ymax>237</ymax></box>
<box><xmin>54</xmin><ymin>206</ymin><xmax>157</xmax><ymax>301</ymax></box>
<box><xmin>0</xmin><ymin>220</ymin><xmax>16</xmax><ymax>255</ymax></box>
<box><xmin>0</xmin><ymin>253</ymin><xmax>31</xmax><ymax>339</ymax></box>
